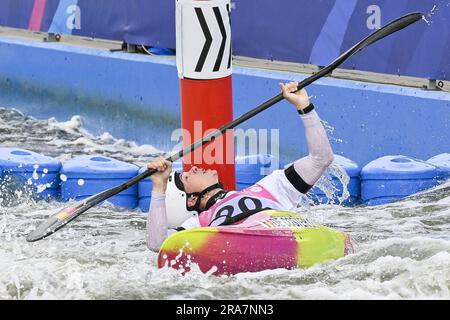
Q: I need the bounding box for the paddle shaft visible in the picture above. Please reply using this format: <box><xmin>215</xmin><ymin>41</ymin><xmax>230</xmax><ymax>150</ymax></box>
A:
<box><xmin>77</xmin><ymin>11</ymin><xmax>427</xmax><ymax>198</ymax></box>
<box><xmin>26</xmin><ymin>12</ymin><xmax>422</xmax><ymax>242</ymax></box>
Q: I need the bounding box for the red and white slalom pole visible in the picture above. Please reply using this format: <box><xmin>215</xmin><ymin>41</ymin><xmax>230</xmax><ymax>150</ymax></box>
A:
<box><xmin>176</xmin><ymin>0</ymin><xmax>235</xmax><ymax>190</ymax></box>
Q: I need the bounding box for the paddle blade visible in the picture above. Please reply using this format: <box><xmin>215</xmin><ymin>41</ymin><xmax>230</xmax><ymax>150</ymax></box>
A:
<box><xmin>26</xmin><ymin>169</ymin><xmax>156</xmax><ymax>242</ymax></box>
<box><xmin>297</xmin><ymin>12</ymin><xmax>423</xmax><ymax>91</ymax></box>
<box><xmin>26</xmin><ymin>202</ymin><xmax>89</xmax><ymax>242</ymax></box>
<box><xmin>352</xmin><ymin>12</ymin><xmax>423</xmax><ymax>53</ymax></box>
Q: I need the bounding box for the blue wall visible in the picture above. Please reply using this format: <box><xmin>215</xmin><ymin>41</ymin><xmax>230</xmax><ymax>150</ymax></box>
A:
<box><xmin>0</xmin><ymin>37</ymin><xmax>181</xmax><ymax>151</ymax></box>
<box><xmin>0</xmin><ymin>37</ymin><xmax>449</xmax><ymax>167</ymax></box>
<box><xmin>1</xmin><ymin>0</ymin><xmax>449</xmax><ymax>79</ymax></box>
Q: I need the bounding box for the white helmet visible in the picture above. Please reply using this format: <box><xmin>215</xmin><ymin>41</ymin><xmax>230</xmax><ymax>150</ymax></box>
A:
<box><xmin>165</xmin><ymin>171</ymin><xmax>198</xmax><ymax>228</ymax></box>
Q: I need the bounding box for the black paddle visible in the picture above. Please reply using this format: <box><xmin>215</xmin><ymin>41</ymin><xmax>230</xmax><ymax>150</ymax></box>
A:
<box><xmin>26</xmin><ymin>12</ymin><xmax>423</xmax><ymax>242</ymax></box>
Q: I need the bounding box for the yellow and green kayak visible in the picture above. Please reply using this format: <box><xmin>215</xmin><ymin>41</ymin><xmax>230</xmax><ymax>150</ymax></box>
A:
<box><xmin>158</xmin><ymin>210</ymin><xmax>354</xmax><ymax>275</ymax></box>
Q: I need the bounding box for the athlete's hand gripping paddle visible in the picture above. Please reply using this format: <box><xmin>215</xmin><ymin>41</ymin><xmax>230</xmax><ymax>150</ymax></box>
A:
<box><xmin>26</xmin><ymin>12</ymin><xmax>423</xmax><ymax>242</ymax></box>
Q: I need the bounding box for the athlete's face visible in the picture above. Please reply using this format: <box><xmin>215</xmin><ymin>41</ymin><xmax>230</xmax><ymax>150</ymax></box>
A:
<box><xmin>181</xmin><ymin>166</ymin><xmax>220</xmax><ymax>210</ymax></box>
<box><xmin>181</xmin><ymin>166</ymin><xmax>219</xmax><ymax>194</ymax></box>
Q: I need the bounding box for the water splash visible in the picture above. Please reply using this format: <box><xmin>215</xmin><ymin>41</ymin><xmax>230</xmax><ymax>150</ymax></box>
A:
<box><xmin>0</xmin><ymin>175</ymin><xmax>40</xmax><ymax>208</ymax></box>
<box><xmin>306</xmin><ymin>161</ymin><xmax>351</xmax><ymax>206</ymax></box>
<box><xmin>321</xmin><ymin>119</ymin><xmax>343</xmax><ymax>144</ymax></box>
<box><xmin>422</xmin><ymin>4</ymin><xmax>438</xmax><ymax>26</ymax></box>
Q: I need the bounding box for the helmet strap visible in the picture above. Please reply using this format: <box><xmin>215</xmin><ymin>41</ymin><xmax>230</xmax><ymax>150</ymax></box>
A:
<box><xmin>186</xmin><ymin>182</ymin><xmax>225</xmax><ymax>212</ymax></box>
<box><xmin>204</xmin><ymin>189</ymin><xmax>228</xmax><ymax>211</ymax></box>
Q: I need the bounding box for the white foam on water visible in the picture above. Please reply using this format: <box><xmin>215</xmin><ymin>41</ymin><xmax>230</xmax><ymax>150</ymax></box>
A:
<box><xmin>0</xmin><ymin>108</ymin><xmax>449</xmax><ymax>300</ymax></box>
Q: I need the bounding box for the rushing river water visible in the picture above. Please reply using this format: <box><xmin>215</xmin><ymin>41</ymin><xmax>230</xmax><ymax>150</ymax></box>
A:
<box><xmin>0</xmin><ymin>107</ymin><xmax>449</xmax><ymax>300</ymax></box>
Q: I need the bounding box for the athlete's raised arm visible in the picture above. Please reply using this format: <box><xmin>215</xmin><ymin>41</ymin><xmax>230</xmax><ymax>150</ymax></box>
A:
<box><xmin>280</xmin><ymin>82</ymin><xmax>334</xmax><ymax>192</ymax></box>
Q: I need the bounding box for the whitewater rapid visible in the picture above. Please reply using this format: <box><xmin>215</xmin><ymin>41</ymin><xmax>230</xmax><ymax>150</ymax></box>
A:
<box><xmin>1</xmin><ymin>107</ymin><xmax>449</xmax><ymax>300</ymax></box>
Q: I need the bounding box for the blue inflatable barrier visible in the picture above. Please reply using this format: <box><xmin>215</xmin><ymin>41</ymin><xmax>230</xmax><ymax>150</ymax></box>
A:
<box><xmin>60</xmin><ymin>155</ymin><xmax>139</xmax><ymax>209</ymax></box>
<box><xmin>361</xmin><ymin>155</ymin><xmax>439</xmax><ymax>206</ymax></box>
<box><xmin>235</xmin><ymin>154</ymin><xmax>279</xmax><ymax>191</ymax></box>
<box><xmin>0</xmin><ymin>148</ymin><xmax>61</xmax><ymax>200</ymax></box>
<box><xmin>138</xmin><ymin>161</ymin><xmax>183</xmax><ymax>213</ymax></box>
<box><xmin>427</xmin><ymin>153</ymin><xmax>450</xmax><ymax>182</ymax></box>
<box><xmin>307</xmin><ymin>155</ymin><xmax>360</xmax><ymax>206</ymax></box>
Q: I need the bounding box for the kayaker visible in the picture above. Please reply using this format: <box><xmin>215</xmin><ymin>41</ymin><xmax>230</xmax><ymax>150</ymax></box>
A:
<box><xmin>146</xmin><ymin>82</ymin><xmax>334</xmax><ymax>252</ymax></box>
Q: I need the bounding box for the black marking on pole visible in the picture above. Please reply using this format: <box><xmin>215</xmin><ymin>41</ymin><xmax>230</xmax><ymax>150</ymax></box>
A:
<box><xmin>195</xmin><ymin>7</ymin><xmax>212</xmax><ymax>73</ymax></box>
<box><xmin>213</xmin><ymin>6</ymin><xmax>227</xmax><ymax>72</ymax></box>
<box><xmin>226</xmin><ymin>3</ymin><xmax>232</xmax><ymax>69</ymax></box>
